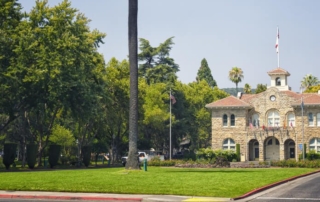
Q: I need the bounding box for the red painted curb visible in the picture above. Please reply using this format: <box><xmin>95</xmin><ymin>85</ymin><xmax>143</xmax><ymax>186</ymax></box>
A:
<box><xmin>0</xmin><ymin>194</ymin><xmax>143</xmax><ymax>201</ymax></box>
<box><xmin>232</xmin><ymin>169</ymin><xmax>320</xmax><ymax>200</ymax></box>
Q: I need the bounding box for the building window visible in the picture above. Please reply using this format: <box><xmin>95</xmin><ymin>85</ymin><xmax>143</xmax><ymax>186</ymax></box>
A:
<box><xmin>308</xmin><ymin>113</ymin><xmax>314</xmax><ymax>126</ymax></box>
<box><xmin>276</xmin><ymin>77</ymin><xmax>281</xmax><ymax>86</ymax></box>
<box><xmin>317</xmin><ymin>113</ymin><xmax>320</xmax><ymax>127</ymax></box>
<box><xmin>287</xmin><ymin>113</ymin><xmax>295</xmax><ymax>127</ymax></box>
<box><xmin>223</xmin><ymin>114</ymin><xmax>228</xmax><ymax>127</ymax></box>
<box><xmin>309</xmin><ymin>138</ymin><xmax>320</xmax><ymax>153</ymax></box>
<box><xmin>252</xmin><ymin>113</ymin><xmax>259</xmax><ymax>127</ymax></box>
<box><xmin>267</xmin><ymin>110</ymin><xmax>280</xmax><ymax>127</ymax></box>
<box><xmin>230</xmin><ymin>114</ymin><xmax>235</xmax><ymax>126</ymax></box>
<box><xmin>267</xmin><ymin>139</ymin><xmax>272</xmax><ymax>145</ymax></box>
<box><xmin>223</xmin><ymin>138</ymin><xmax>235</xmax><ymax>150</ymax></box>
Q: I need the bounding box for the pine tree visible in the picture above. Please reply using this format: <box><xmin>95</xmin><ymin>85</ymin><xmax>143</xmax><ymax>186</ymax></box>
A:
<box><xmin>196</xmin><ymin>58</ymin><xmax>217</xmax><ymax>88</ymax></box>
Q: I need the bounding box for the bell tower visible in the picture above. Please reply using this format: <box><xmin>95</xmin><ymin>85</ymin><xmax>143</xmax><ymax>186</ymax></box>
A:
<box><xmin>267</xmin><ymin>68</ymin><xmax>291</xmax><ymax>91</ymax></box>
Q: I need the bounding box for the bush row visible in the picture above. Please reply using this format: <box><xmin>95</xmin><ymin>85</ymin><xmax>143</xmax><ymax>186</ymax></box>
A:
<box><xmin>271</xmin><ymin>159</ymin><xmax>320</xmax><ymax>168</ymax></box>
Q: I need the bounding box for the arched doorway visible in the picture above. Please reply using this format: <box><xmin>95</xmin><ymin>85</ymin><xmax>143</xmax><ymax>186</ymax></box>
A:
<box><xmin>248</xmin><ymin>139</ymin><xmax>259</xmax><ymax>161</ymax></box>
<box><xmin>284</xmin><ymin>139</ymin><xmax>295</xmax><ymax>159</ymax></box>
<box><xmin>264</xmin><ymin>137</ymin><xmax>280</xmax><ymax>161</ymax></box>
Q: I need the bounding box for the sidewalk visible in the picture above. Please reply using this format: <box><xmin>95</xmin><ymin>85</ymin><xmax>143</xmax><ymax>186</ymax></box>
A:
<box><xmin>0</xmin><ymin>190</ymin><xmax>231</xmax><ymax>202</ymax></box>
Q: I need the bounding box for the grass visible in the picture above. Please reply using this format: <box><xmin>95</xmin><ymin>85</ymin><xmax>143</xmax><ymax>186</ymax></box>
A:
<box><xmin>0</xmin><ymin>166</ymin><xmax>317</xmax><ymax>198</ymax></box>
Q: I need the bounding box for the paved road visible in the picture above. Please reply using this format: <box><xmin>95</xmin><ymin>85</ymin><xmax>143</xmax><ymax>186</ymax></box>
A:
<box><xmin>241</xmin><ymin>172</ymin><xmax>320</xmax><ymax>202</ymax></box>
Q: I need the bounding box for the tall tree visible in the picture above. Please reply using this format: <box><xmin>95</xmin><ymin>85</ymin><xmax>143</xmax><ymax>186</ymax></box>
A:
<box><xmin>243</xmin><ymin>83</ymin><xmax>252</xmax><ymax>94</ymax></box>
<box><xmin>7</xmin><ymin>0</ymin><xmax>106</xmax><ymax>166</ymax></box>
<box><xmin>138</xmin><ymin>37</ymin><xmax>179</xmax><ymax>85</ymax></box>
<box><xmin>228</xmin><ymin>67</ymin><xmax>244</xmax><ymax>93</ymax></box>
<box><xmin>196</xmin><ymin>58</ymin><xmax>217</xmax><ymax>88</ymax></box>
<box><xmin>301</xmin><ymin>74</ymin><xmax>319</xmax><ymax>89</ymax></box>
<box><xmin>0</xmin><ymin>0</ymin><xmax>24</xmax><ymax>132</ymax></box>
<box><xmin>255</xmin><ymin>84</ymin><xmax>267</xmax><ymax>94</ymax></box>
<box><xmin>127</xmin><ymin>0</ymin><xmax>139</xmax><ymax>169</ymax></box>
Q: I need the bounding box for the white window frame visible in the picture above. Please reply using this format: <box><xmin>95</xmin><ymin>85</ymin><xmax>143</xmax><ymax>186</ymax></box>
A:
<box><xmin>223</xmin><ymin>138</ymin><xmax>235</xmax><ymax>151</ymax></box>
<box><xmin>308</xmin><ymin>113</ymin><xmax>314</xmax><ymax>126</ymax></box>
<box><xmin>317</xmin><ymin>113</ymin><xmax>320</xmax><ymax>127</ymax></box>
<box><xmin>252</xmin><ymin>113</ymin><xmax>259</xmax><ymax>127</ymax></box>
<box><xmin>223</xmin><ymin>114</ymin><xmax>228</xmax><ymax>127</ymax></box>
<box><xmin>267</xmin><ymin>110</ymin><xmax>280</xmax><ymax>127</ymax></box>
<box><xmin>230</xmin><ymin>114</ymin><xmax>235</xmax><ymax>126</ymax></box>
<box><xmin>309</xmin><ymin>138</ymin><xmax>320</xmax><ymax>153</ymax></box>
<box><xmin>287</xmin><ymin>113</ymin><xmax>295</xmax><ymax>127</ymax></box>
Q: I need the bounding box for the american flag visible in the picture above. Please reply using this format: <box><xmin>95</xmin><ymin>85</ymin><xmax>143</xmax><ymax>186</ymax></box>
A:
<box><xmin>275</xmin><ymin>27</ymin><xmax>279</xmax><ymax>53</ymax></box>
<box><xmin>170</xmin><ymin>95</ymin><xmax>176</xmax><ymax>104</ymax></box>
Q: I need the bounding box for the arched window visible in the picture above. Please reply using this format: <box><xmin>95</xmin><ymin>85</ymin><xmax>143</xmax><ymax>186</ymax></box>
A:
<box><xmin>287</xmin><ymin>113</ymin><xmax>295</xmax><ymax>127</ymax></box>
<box><xmin>223</xmin><ymin>114</ymin><xmax>228</xmax><ymax>127</ymax></box>
<box><xmin>317</xmin><ymin>113</ymin><xmax>320</xmax><ymax>127</ymax></box>
<box><xmin>267</xmin><ymin>110</ymin><xmax>280</xmax><ymax>127</ymax></box>
<box><xmin>276</xmin><ymin>77</ymin><xmax>281</xmax><ymax>86</ymax></box>
<box><xmin>308</xmin><ymin>113</ymin><xmax>314</xmax><ymax>126</ymax></box>
<box><xmin>223</xmin><ymin>138</ymin><xmax>235</xmax><ymax>150</ymax></box>
<box><xmin>309</xmin><ymin>138</ymin><xmax>320</xmax><ymax>153</ymax></box>
<box><xmin>230</xmin><ymin>114</ymin><xmax>235</xmax><ymax>126</ymax></box>
<box><xmin>252</xmin><ymin>113</ymin><xmax>259</xmax><ymax>127</ymax></box>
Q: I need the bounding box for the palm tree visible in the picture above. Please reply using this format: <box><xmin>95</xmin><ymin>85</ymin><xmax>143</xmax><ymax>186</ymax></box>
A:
<box><xmin>127</xmin><ymin>0</ymin><xmax>139</xmax><ymax>169</ymax></box>
<box><xmin>301</xmin><ymin>74</ymin><xmax>319</xmax><ymax>89</ymax></box>
<box><xmin>229</xmin><ymin>67</ymin><xmax>244</xmax><ymax>93</ymax></box>
<box><xmin>244</xmin><ymin>83</ymin><xmax>251</xmax><ymax>94</ymax></box>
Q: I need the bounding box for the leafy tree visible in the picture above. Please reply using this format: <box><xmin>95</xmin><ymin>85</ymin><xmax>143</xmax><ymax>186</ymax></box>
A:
<box><xmin>243</xmin><ymin>83</ymin><xmax>252</xmax><ymax>94</ymax></box>
<box><xmin>127</xmin><ymin>0</ymin><xmax>139</xmax><ymax>169</ymax></box>
<box><xmin>50</xmin><ymin>124</ymin><xmax>74</xmax><ymax>157</ymax></box>
<box><xmin>104</xmin><ymin>58</ymin><xmax>130</xmax><ymax>162</ymax></box>
<box><xmin>6</xmin><ymin>0</ymin><xmax>106</xmax><ymax>166</ymax></box>
<box><xmin>301</xmin><ymin>74</ymin><xmax>319</xmax><ymax>89</ymax></box>
<box><xmin>179</xmin><ymin>81</ymin><xmax>228</xmax><ymax>150</ymax></box>
<box><xmin>0</xmin><ymin>0</ymin><xmax>24</xmax><ymax>132</ymax></box>
<box><xmin>255</xmin><ymin>84</ymin><xmax>267</xmax><ymax>94</ymax></box>
<box><xmin>138</xmin><ymin>37</ymin><xmax>179</xmax><ymax>85</ymax></box>
<box><xmin>228</xmin><ymin>67</ymin><xmax>244</xmax><ymax>93</ymax></box>
<box><xmin>196</xmin><ymin>58</ymin><xmax>217</xmax><ymax>88</ymax></box>
<box><xmin>140</xmin><ymin>82</ymin><xmax>171</xmax><ymax>151</ymax></box>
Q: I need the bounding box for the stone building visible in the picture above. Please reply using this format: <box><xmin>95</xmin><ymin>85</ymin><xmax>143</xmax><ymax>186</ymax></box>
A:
<box><xmin>205</xmin><ymin>67</ymin><xmax>320</xmax><ymax>161</ymax></box>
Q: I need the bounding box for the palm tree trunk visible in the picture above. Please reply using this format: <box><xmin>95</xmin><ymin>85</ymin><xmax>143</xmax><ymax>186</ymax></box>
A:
<box><xmin>126</xmin><ymin>0</ymin><xmax>139</xmax><ymax>169</ymax></box>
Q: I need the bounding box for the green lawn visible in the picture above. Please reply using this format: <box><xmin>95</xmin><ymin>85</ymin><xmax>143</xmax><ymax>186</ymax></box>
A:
<box><xmin>0</xmin><ymin>167</ymin><xmax>317</xmax><ymax>198</ymax></box>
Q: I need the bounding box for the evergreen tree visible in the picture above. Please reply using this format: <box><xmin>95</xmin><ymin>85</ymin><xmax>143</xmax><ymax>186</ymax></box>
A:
<box><xmin>196</xmin><ymin>58</ymin><xmax>217</xmax><ymax>88</ymax></box>
<box><xmin>138</xmin><ymin>37</ymin><xmax>179</xmax><ymax>85</ymax></box>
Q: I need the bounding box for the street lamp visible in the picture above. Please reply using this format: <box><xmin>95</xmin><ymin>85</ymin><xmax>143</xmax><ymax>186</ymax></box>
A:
<box><xmin>301</xmin><ymin>86</ymin><xmax>305</xmax><ymax>160</ymax></box>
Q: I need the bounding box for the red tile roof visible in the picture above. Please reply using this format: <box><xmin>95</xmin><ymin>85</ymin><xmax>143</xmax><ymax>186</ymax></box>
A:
<box><xmin>291</xmin><ymin>93</ymin><xmax>320</xmax><ymax>106</ymax></box>
<box><xmin>267</xmin><ymin>67</ymin><xmax>290</xmax><ymax>76</ymax></box>
<box><xmin>206</xmin><ymin>91</ymin><xmax>320</xmax><ymax>109</ymax></box>
<box><xmin>206</xmin><ymin>95</ymin><xmax>252</xmax><ymax>108</ymax></box>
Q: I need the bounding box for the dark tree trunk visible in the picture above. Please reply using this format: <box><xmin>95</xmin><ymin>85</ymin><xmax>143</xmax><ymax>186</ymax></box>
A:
<box><xmin>126</xmin><ymin>0</ymin><xmax>139</xmax><ymax>169</ymax></box>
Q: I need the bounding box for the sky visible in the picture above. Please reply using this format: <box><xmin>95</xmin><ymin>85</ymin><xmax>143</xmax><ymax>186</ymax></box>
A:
<box><xmin>21</xmin><ymin>0</ymin><xmax>320</xmax><ymax>93</ymax></box>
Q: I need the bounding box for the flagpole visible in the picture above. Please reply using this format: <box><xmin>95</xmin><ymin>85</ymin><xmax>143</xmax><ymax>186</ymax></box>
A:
<box><xmin>169</xmin><ymin>89</ymin><xmax>172</xmax><ymax>160</ymax></box>
<box><xmin>301</xmin><ymin>86</ymin><xmax>305</xmax><ymax>160</ymax></box>
<box><xmin>277</xmin><ymin>27</ymin><xmax>280</xmax><ymax>68</ymax></box>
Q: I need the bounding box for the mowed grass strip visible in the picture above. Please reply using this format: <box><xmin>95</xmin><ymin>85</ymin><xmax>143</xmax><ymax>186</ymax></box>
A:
<box><xmin>0</xmin><ymin>167</ymin><xmax>317</xmax><ymax>198</ymax></box>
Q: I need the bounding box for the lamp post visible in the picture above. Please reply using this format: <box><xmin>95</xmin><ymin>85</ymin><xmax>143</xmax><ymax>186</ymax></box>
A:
<box><xmin>301</xmin><ymin>86</ymin><xmax>305</xmax><ymax>160</ymax></box>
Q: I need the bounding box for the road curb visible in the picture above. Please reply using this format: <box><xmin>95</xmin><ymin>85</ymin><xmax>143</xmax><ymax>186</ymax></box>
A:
<box><xmin>231</xmin><ymin>169</ymin><xmax>320</xmax><ymax>200</ymax></box>
<box><xmin>0</xmin><ymin>194</ymin><xmax>143</xmax><ymax>201</ymax></box>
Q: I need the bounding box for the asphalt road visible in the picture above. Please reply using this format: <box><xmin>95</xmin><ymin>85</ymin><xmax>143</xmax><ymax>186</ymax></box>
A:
<box><xmin>243</xmin><ymin>172</ymin><xmax>320</xmax><ymax>202</ymax></box>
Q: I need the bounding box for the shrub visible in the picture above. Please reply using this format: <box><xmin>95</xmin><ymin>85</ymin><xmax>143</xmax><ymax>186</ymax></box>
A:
<box><xmin>196</xmin><ymin>148</ymin><xmax>215</xmax><ymax>161</ymax></box>
<box><xmin>26</xmin><ymin>144</ymin><xmax>37</xmax><ymax>169</ymax></box>
<box><xmin>3</xmin><ymin>143</ymin><xmax>17</xmax><ymax>170</ymax></box>
<box><xmin>48</xmin><ymin>145</ymin><xmax>61</xmax><ymax>168</ymax></box>
<box><xmin>82</xmin><ymin>146</ymin><xmax>92</xmax><ymax>167</ymax></box>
